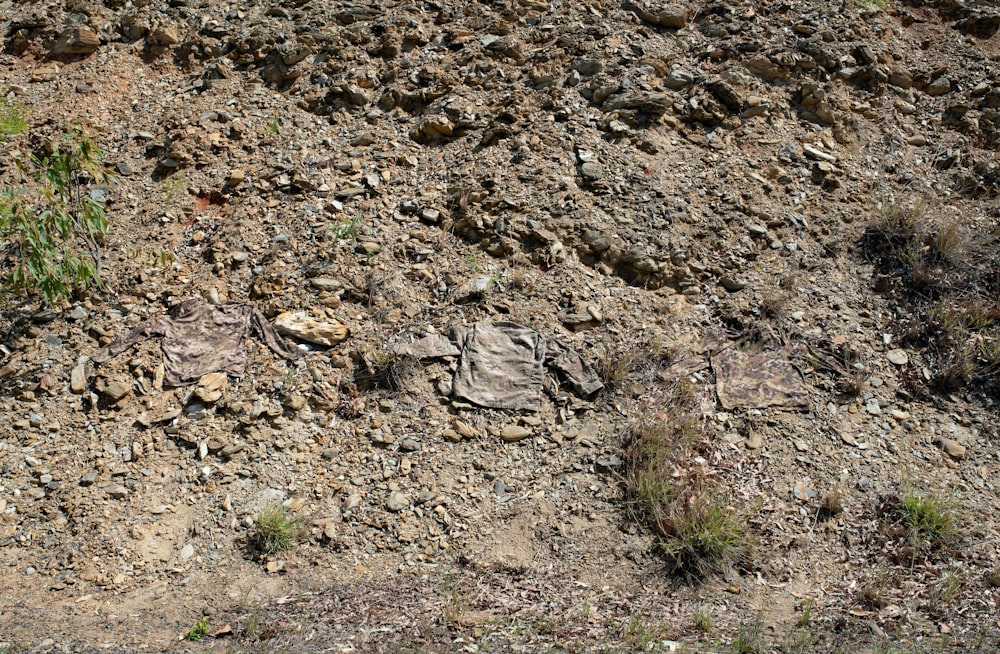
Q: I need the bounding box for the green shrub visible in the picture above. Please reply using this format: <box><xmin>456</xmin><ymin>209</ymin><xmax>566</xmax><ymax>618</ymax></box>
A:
<box><xmin>0</xmin><ymin>127</ymin><xmax>112</xmax><ymax>303</ymax></box>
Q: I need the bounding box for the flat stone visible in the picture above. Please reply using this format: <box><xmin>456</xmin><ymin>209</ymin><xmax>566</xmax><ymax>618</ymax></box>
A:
<box><xmin>938</xmin><ymin>437</ymin><xmax>965</xmax><ymax>460</ymax></box>
<box><xmin>274</xmin><ymin>311</ymin><xmax>348</xmax><ymax>347</ymax></box>
<box><xmin>179</xmin><ymin>544</ymin><xmax>195</xmax><ymax>561</ymax></box>
<box><xmin>595</xmin><ymin>454</ymin><xmax>622</xmax><ymax>472</ymax></box>
<box><xmin>887</xmin><ymin>349</ymin><xmax>908</xmax><ymax>366</ymax></box>
<box><xmin>865</xmin><ymin>398</ymin><xmax>882</xmax><ymax>415</ymax></box>
<box><xmin>501</xmin><ymin>425</ymin><xmax>532</xmax><ymax>442</ymax></box>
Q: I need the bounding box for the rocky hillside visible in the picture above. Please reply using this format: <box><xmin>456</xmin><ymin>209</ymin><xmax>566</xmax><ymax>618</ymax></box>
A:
<box><xmin>1</xmin><ymin>0</ymin><xmax>999</xmax><ymax>652</ymax></box>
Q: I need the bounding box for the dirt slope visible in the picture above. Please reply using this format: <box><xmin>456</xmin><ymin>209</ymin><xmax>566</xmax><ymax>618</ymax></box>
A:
<box><xmin>1</xmin><ymin>0</ymin><xmax>999</xmax><ymax>652</ymax></box>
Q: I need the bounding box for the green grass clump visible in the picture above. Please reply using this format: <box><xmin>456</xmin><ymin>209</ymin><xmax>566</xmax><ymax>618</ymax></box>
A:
<box><xmin>251</xmin><ymin>504</ymin><xmax>305</xmax><ymax>557</ymax></box>
<box><xmin>900</xmin><ymin>491</ymin><xmax>954</xmax><ymax>546</ymax></box>
<box><xmin>0</xmin><ymin>89</ymin><xmax>28</xmax><ymax>139</ymax></box>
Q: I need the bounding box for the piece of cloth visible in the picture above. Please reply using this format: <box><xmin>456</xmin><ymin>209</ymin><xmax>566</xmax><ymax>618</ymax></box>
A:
<box><xmin>712</xmin><ymin>346</ymin><xmax>808</xmax><ymax>410</ymax></box>
<box><xmin>91</xmin><ymin>298</ymin><xmax>302</xmax><ymax>386</ymax></box>
<box><xmin>398</xmin><ymin>320</ymin><xmax>603</xmax><ymax>411</ymax></box>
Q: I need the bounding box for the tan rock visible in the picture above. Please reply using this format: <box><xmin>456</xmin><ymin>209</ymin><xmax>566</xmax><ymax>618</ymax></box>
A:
<box><xmin>95</xmin><ymin>376</ymin><xmax>130</xmax><ymax>403</ymax></box>
<box><xmin>51</xmin><ymin>27</ymin><xmax>100</xmax><ymax>55</ymax></box>
<box><xmin>195</xmin><ymin>372</ymin><xmax>228</xmax><ymax>403</ymax></box>
<box><xmin>938</xmin><ymin>437</ymin><xmax>965</xmax><ymax>460</ymax></box>
<box><xmin>70</xmin><ymin>364</ymin><xmax>87</xmax><ymax>394</ymax></box>
<box><xmin>31</xmin><ymin>62</ymin><xmax>60</xmax><ymax>83</ymax></box>
<box><xmin>501</xmin><ymin>425</ymin><xmax>532</xmax><ymax>442</ymax></box>
<box><xmin>149</xmin><ymin>25</ymin><xmax>180</xmax><ymax>46</ymax></box>
<box><xmin>274</xmin><ymin>311</ymin><xmax>348</xmax><ymax>347</ymax></box>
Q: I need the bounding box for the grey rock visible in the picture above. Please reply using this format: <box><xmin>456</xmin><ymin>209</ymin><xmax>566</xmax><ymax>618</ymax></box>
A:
<box><xmin>386</xmin><ymin>491</ymin><xmax>409</xmax><ymax>512</ymax></box>
<box><xmin>106</xmin><ymin>485</ymin><xmax>129</xmax><ymax>499</ymax></box>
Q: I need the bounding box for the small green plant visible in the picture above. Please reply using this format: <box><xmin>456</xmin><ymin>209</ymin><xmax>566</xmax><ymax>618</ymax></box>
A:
<box><xmin>731</xmin><ymin>615</ymin><xmax>766</xmax><ymax>654</ymax></box>
<box><xmin>851</xmin><ymin>0</ymin><xmax>890</xmax><ymax>9</ymax></box>
<box><xmin>1</xmin><ymin>126</ymin><xmax>113</xmax><ymax>303</ymax></box>
<box><xmin>160</xmin><ymin>173</ymin><xmax>188</xmax><ymax>206</ymax></box>
<box><xmin>328</xmin><ymin>213</ymin><xmax>361</xmax><ymax>242</ymax></box>
<box><xmin>900</xmin><ymin>490</ymin><xmax>955</xmax><ymax>546</ymax></box>
<box><xmin>250</xmin><ymin>504</ymin><xmax>305</xmax><ymax>557</ymax></box>
<box><xmin>798</xmin><ymin>598</ymin><xmax>814</xmax><ymax>627</ymax></box>
<box><xmin>0</xmin><ymin>89</ymin><xmax>28</xmax><ymax>139</ymax></box>
<box><xmin>267</xmin><ymin>113</ymin><xmax>282</xmax><ymax>135</ymax></box>
<box><xmin>623</xmin><ymin>615</ymin><xmax>667</xmax><ymax>651</ymax></box>
<box><xmin>186</xmin><ymin>616</ymin><xmax>210</xmax><ymax>641</ymax></box>
<box><xmin>244</xmin><ymin>612</ymin><xmax>259</xmax><ymax>639</ymax></box>
<box><xmin>693</xmin><ymin>606</ymin><xmax>713</xmax><ymax>633</ymax></box>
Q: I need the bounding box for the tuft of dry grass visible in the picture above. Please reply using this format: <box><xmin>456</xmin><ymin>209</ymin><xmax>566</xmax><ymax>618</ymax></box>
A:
<box><xmin>860</xmin><ymin>198</ymin><xmax>1000</xmax><ymax>398</ymax></box>
<box><xmin>622</xmin><ymin>382</ymin><xmax>753</xmax><ymax>579</ymax></box>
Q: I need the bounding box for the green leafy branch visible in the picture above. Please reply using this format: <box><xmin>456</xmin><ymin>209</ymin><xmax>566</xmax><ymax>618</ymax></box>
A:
<box><xmin>0</xmin><ymin>127</ymin><xmax>114</xmax><ymax>304</ymax></box>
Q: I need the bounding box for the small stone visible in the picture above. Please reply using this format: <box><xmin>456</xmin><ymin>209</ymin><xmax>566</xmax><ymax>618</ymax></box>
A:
<box><xmin>580</xmin><ymin>161</ymin><xmax>603</xmax><ymax>182</ymax></box>
<box><xmin>106</xmin><ymin>485</ymin><xmax>129</xmax><ymax>499</ymax></box>
<box><xmin>927</xmin><ymin>77</ymin><xmax>951</xmax><ymax>96</ymax></box>
<box><xmin>720</xmin><ymin>276</ymin><xmax>746</xmax><ymax>292</ymax></box>
<box><xmin>399</xmin><ymin>438</ymin><xmax>421</xmax><ymax>452</ymax></box>
<box><xmin>31</xmin><ymin>62</ymin><xmax>61</xmax><ymax>83</ymax></box>
<box><xmin>655</xmin><ymin>5</ymin><xmax>688</xmax><ymax>28</ymax></box>
<box><xmin>228</xmin><ymin>170</ymin><xmax>246</xmax><ymax>187</ymax></box>
<box><xmin>386</xmin><ymin>491</ymin><xmax>408</xmax><ymax>512</ymax></box>
<box><xmin>501</xmin><ymin>425</ymin><xmax>532</xmax><ymax>442</ymax></box>
<box><xmin>95</xmin><ymin>376</ymin><xmax>130</xmax><ymax>403</ymax></box>
<box><xmin>179</xmin><ymin>544</ymin><xmax>195</xmax><ymax>561</ymax></box>
<box><xmin>66</xmin><ymin>306</ymin><xmax>88</xmax><ymax>321</ymax></box>
<box><xmin>79</xmin><ymin>472</ymin><xmax>97</xmax><ymax>487</ymax></box>
<box><xmin>938</xmin><ymin>437</ymin><xmax>965</xmax><ymax>460</ymax></box>
<box><xmin>149</xmin><ymin>26</ymin><xmax>180</xmax><ymax>46</ymax></box>
<box><xmin>887</xmin><ymin>349</ymin><xmax>908</xmax><ymax>366</ymax></box>
<box><xmin>595</xmin><ymin>454</ymin><xmax>622</xmax><ymax>472</ymax></box>
<box><xmin>194</xmin><ymin>371</ymin><xmax>227</xmax><ymax>403</ymax></box>
<box><xmin>865</xmin><ymin>398</ymin><xmax>882</xmax><ymax>415</ymax></box>
<box><xmin>745</xmin><ymin>432</ymin><xmax>763</xmax><ymax>449</ymax></box>
<box><xmin>51</xmin><ymin>27</ymin><xmax>100</xmax><ymax>56</ymax></box>
<box><xmin>453</xmin><ymin>420</ymin><xmax>476</xmax><ymax>438</ymax></box>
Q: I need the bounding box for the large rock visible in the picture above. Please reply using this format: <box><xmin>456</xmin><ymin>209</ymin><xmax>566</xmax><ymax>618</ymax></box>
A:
<box><xmin>274</xmin><ymin>311</ymin><xmax>348</xmax><ymax>347</ymax></box>
<box><xmin>51</xmin><ymin>27</ymin><xmax>100</xmax><ymax>56</ymax></box>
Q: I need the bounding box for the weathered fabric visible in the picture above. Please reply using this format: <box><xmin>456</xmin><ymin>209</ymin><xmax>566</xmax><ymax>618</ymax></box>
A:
<box><xmin>397</xmin><ymin>320</ymin><xmax>603</xmax><ymax>411</ymax></box>
<box><xmin>712</xmin><ymin>346</ymin><xmax>808</xmax><ymax>410</ymax></box>
<box><xmin>91</xmin><ymin>298</ymin><xmax>302</xmax><ymax>386</ymax></box>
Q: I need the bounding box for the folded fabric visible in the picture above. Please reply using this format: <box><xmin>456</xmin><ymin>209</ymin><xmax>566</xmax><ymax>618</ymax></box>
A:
<box><xmin>91</xmin><ymin>298</ymin><xmax>302</xmax><ymax>386</ymax></box>
<box><xmin>396</xmin><ymin>320</ymin><xmax>603</xmax><ymax>411</ymax></box>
